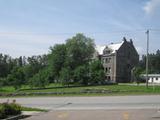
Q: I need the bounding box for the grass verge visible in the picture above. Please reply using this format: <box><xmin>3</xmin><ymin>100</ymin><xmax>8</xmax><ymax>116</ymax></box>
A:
<box><xmin>0</xmin><ymin>84</ymin><xmax>160</xmax><ymax>97</ymax></box>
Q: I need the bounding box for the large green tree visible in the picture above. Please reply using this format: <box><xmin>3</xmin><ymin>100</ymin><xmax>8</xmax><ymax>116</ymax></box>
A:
<box><xmin>48</xmin><ymin>44</ymin><xmax>66</xmax><ymax>82</ymax></box>
<box><xmin>48</xmin><ymin>33</ymin><xmax>95</xmax><ymax>84</ymax></box>
<box><xmin>65</xmin><ymin>33</ymin><xmax>95</xmax><ymax>70</ymax></box>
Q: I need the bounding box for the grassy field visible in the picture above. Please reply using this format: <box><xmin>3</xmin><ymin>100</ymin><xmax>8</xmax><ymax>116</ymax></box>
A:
<box><xmin>0</xmin><ymin>83</ymin><xmax>160</xmax><ymax>96</ymax></box>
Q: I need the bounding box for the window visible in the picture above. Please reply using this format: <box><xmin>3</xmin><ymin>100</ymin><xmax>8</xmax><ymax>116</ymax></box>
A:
<box><xmin>152</xmin><ymin>77</ymin><xmax>153</xmax><ymax>82</ymax></box>
<box><xmin>108</xmin><ymin>76</ymin><xmax>111</xmax><ymax>80</ymax></box>
<box><xmin>104</xmin><ymin>50</ymin><xmax>111</xmax><ymax>54</ymax></box>
<box><xmin>105</xmin><ymin>67</ymin><xmax>111</xmax><ymax>73</ymax></box>
<box><xmin>106</xmin><ymin>76</ymin><xmax>111</xmax><ymax>80</ymax></box>
<box><xmin>104</xmin><ymin>58</ymin><xmax>111</xmax><ymax>63</ymax></box>
<box><xmin>109</xmin><ymin>67</ymin><xmax>111</xmax><ymax>73</ymax></box>
<box><xmin>105</xmin><ymin>68</ymin><xmax>108</xmax><ymax>72</ymax></box>
<box><xmin>105</xmin><ymin>58</ymin><xmax>108</xmax><ymax>63</ymax></box>
<box><xmin>156</xmin><ymin>77</ymin><xmax>158</xmax><ymax>80</ymax></box>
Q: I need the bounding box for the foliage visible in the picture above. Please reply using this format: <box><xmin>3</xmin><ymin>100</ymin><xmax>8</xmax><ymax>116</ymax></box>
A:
<box><xmin>7</xmin><ymin>67</ymin><xmax>25</xmax><ymax>90</ymax></box>
<box><xmin>133</xmin><ymin>66</ymin><xmax>145</xmax><ymax>83</ymax></box>
<box><xmin>74</xmin><ymin>65</ymin><xmax>89</xmax><ymax>85</ymax></box>
<box><xmin>139</xmin><ymin>49</ymin><xmax>160</xmax><ymax>74</ymax></box>
<box><xmin>24</xmin><ymin>55</ymin><xmax>47</xmax><ymax>81</ymax></box>
<box><xmin>29</xmin><ymin>68</ymin><xmax>50</xmax><ymax>88</ymax></box>
<box><xmin>89</xmin><ymin>60</ymin><xmax>105</xmax><ymax>85</ymax></box>
<box><xmin>65</xmin><ymin>33</ymin><xmax>95</xmax><ymax>70</ymax></box>
<box><xmin>59</xmin><ymin>67</ymin><xmax>71</xmax><ymax>86</ymax></box>
<box><xmin>48</xmin><ymin>44</ymin><xmax>66</xmax><ymax>81</ymax></box>
<box><xmin>0</xmin><ymin>103</ymin><xmax>21</xmax><ymax>119</ymax></box>
<box><xmin>49</xmin><ymin>33</ymin><xmax>96</xmax><ymax>85</ymax></box>
<box><xmin>0</xmin><ymin>77</ymin><xmax>7</xmax><ymax>87</ymax></box>
<box><xmin>0</xmin><ymin>54</ymin><xmax>17</xmax><ymax>78</ymax></box>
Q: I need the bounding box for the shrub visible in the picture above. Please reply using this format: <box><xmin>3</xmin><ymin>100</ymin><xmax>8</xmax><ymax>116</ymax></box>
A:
<box><xmin>0</xmin><ymin>103</ymin><xmax>21</xmax><ymax>119</ymax></box>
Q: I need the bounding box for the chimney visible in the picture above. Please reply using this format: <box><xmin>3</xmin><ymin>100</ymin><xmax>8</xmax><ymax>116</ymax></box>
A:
<box><xmin>130</xmin><ymin>39</ymin><xmax>133</xmax><ymax>44</ymax></box>
<box><xmin>123</xmin><ymin>37</ymin><xmax>127</xmax><ymax>42</ymax></box>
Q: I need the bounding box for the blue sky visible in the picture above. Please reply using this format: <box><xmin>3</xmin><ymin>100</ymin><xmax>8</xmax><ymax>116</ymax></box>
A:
<box><xmin>0</xmin><ymin>0</ymin><xmax>160</xmax><ymax>57</ymax></box>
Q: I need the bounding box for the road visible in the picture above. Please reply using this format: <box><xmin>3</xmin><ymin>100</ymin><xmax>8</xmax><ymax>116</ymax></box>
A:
<box><xmin>1</xmin><ymin>95</ymin><xmax>160</xmax><ymax>110</ymax></box>
<box><xmin>24</xmin><ymin>109</ymin><xmax>160</xmax><ymax>120</ymax></box>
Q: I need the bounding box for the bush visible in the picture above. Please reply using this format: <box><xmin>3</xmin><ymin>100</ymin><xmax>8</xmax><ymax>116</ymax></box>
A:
<box><xmin>29</xmin><ymin>68</ymin><xmax>50</xmax><ymax>88</ymax></box>
<box><xmin>0</xmin><ymin>103</ymin><xmax>21</xmax><ymax>119</ymax></box>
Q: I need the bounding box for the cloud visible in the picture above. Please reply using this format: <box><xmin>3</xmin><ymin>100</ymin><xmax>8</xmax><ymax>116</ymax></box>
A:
<box><xmin>135</xmin><ymin>46</ymin><xmax>144</xmax><ymax>55</ymax></box>
<box><xmin>143</xmin><ymin>0</ymin><xmax>160</xmax><ymax>15</ymax></box>
<box><xmin>0</xmin><ymin>32</ymin><xmax>69</xmax><ymax>57</ymax></box>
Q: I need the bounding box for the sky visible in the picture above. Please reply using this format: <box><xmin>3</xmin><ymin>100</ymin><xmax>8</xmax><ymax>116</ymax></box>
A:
<box><xmin>0</xmin><ymin>0</ymin><xmax>160</xmax><ymax>58</ymax></box>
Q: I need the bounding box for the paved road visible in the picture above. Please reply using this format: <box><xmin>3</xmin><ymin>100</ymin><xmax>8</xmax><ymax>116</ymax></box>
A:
<box><xmin>1</xmin><ymin>95</ymin><xmax>160</xmax><ymax>110</ymax></box>
<box><xmin>25</xmin><ymin>109</ymin><xmax>160</xmax><ymax>120</ymax></box>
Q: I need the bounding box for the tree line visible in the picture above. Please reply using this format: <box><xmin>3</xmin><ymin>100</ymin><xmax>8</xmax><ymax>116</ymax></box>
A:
<box><xmin>133</xmin><ymin>50</ymin><xmax>160</xmax><ymax>82</ymax></box>
<box><xmin>0</xmin><ymin>34</ymin><xmax>105</xmax><ymax>89</ymax></box>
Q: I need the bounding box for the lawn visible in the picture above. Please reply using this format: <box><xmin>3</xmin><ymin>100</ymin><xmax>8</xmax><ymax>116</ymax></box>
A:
<box><xmin>0</xmin><ymin>83</ymin><xmax>160</xmax><ymax>96</ymax></box>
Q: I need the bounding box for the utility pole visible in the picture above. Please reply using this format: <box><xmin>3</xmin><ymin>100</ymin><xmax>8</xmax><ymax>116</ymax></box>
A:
<box><xmin>146</xmin><ymin>30</ymin><xmax>149</xmax><ymax>88</ymax></box>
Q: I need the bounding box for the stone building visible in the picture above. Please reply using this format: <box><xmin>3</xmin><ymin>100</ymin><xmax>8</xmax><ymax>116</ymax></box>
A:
<box><xmin>95</xmin><ymin>37</ymin><xmax>139</xmax><ymax>83</ymax></box>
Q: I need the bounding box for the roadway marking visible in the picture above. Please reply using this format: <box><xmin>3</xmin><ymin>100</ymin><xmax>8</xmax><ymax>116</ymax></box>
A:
<box><xmin>123</xmin><ymin>112</ymin><xmax>129</xmax><ymax>120</ymax></box>
<box><xmin>57</xmin><ymin>112</ymin><xmax>69</xmax><ymax>119</ymax></box>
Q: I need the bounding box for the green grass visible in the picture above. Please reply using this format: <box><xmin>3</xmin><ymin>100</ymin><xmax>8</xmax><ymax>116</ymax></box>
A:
<box><xmin>0</xmin><ymin>86</ymin><xmax>15</xmax><ymax>93</ymax></box>
<box><xmin>21</xmin><ymin>106</ymin><xmax>48</xmax><ymax>112</ymax></box>
<box><xmin>0</xmin><ymin>83</ymin><xmax>160</xmax><ymax>97</ymax></box>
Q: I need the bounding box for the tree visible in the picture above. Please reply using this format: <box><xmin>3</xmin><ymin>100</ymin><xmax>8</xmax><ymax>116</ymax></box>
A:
<box><xmin>139</xmin><ymin>50</ymin><xmax>160</xmax><ymax>74</ymax></box>
<box><xmin>89</xmin><ymin>60</ymin><xmax>105</xmax><ymax>85</ymax></box>
<box><xmin>74</xmin><ymin>65</ymin><xmax>89</xmax><ymax>85</ymax></box>
<box><xmin>48</xmin><ymin>33</ymin><xmax>95</xmax><ymax>85</ymax></box>
<box><xmin>59</xmin><ymin>67</ymin><xmax>71</xmax><ymax>87</ymax></box>
<box><xmin>24</xmin><ymin>55</ymin><xmax>47</xmax><ymax>83</ymax></box>
<box><xmin>29</xmin><ymin>68</ymin><xmax>50</xmax><ymax>88</ymax></box>
<box><xmin>0</xmin><ymin>54</ymin><xmax>17</xmax><ymax>78</ymax></box>
<box><xmin>7</xmin><ymin>67</ymin><xmax>25</xmax><ymax>90</ymax></box>
<box><xmin>65</xmin><ymin>33</ymin><xmax>95</xmax><ymax>70</ymax></box>
<box><xmin>48</xmin><ymin>44</ymin><xmax>66</xmax><ymax>82</ymax></box>
<box><xmin>133</xmin><ymin>66</ymin><xmax>144</xmax><ymax>84</ymax></box>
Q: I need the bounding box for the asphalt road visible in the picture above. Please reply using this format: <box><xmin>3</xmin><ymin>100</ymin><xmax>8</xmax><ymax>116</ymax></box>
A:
<box><xmin>1</xmin><ymin>95</ymin><xmax>160</xmax><ymax>110</ymax></box>
<box><xmin>25</xmin><ymin>109</ymin><xmax>160</xmax><ymax>120</ymax></box>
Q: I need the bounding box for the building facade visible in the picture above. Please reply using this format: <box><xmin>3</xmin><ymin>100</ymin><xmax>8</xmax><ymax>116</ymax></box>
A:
<box><xmin>95</xmin><ymin>37</ymin><xmax>139</xmax><ymax>83</ymax></box>
<box><xmin>141</xmin><ymin>74</ymin><xmax>160</xmax><ymax>84</ymax></box>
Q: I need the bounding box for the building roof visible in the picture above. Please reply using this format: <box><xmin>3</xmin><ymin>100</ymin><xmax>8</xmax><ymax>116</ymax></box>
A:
<box><xmin>95</xmin><ymin>45</ymin><xmax>106</xmax><ymax>55</ymax></box>
<box><xmin>141</xmin><ymin>74</ymin><xmax>160</xmax><ymax>77</ymax></box>
<box><xmin>107</xmin><ymin>41</ymin><xmax>124</xmax><ymax>54</ymax></box>
<box><xmin>95</xmin><ymin>41</ymin><xmax>124</xmax><ymax>55</ymax></box>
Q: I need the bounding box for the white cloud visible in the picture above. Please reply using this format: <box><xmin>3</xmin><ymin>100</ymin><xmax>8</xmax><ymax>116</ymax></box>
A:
<box><xmin>135</xmin><ymin>46</ymin><xmax>144</xmax><ymax>55</ymax></box>
<box><xmin>143</xmin><ymin>0</ymin><xmax>160</xmax><ymax>15</ymax></box>
<box><xmin>0</xmin><ymin>33</ymin><xmax>68</xmax><ymax>57</ymax></box>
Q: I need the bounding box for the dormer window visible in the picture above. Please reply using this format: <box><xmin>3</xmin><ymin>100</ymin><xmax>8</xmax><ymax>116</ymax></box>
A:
<box><xmin>103</xmin><ymin>47</ymin><xmax>112</xmax><ymax>54</ymax></box>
